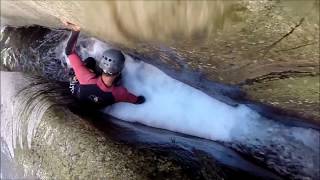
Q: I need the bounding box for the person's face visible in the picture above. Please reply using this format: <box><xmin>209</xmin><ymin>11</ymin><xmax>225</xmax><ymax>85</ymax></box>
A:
<box><xmin>102</xmin><ymin>73</ymin><xmax>118</xmax><ymax>83</ymax></box>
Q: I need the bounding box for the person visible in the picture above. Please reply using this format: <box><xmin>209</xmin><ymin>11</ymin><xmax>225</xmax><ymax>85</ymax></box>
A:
<box><xmin>62</xmin><ymin>20</ymin><xmax>146</xmax><ymax>108</ymax></box>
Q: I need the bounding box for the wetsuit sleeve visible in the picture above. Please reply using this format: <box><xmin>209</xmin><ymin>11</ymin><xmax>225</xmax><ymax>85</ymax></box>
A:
<box><xmin>65</xmin><ymin>30</ymin><xmax>79</xmax><ymax>55</ymax></box>
<box><xmin>66</xmin><ymin>30</ymin><xmax>96</xmax><ymax>84</ymax></box>
<box><xmin>68</xmin><ymin>54</ymin><xmax>96</xmax><ymax>84</ymax></box>
<box><xmin>113</xmin><ymin>87</ymin><xmax>138</xmax><ymax>103</ymax></box>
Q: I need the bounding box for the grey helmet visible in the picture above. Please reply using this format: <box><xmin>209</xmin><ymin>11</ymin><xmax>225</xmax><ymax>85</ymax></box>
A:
<box><xmin>99</xmin><ymin>49</ymin><xmax>125</xmax><ymax>75</ymax></box>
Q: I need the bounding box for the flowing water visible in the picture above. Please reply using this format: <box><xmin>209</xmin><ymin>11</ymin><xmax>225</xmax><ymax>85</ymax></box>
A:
<box><xmin>1</xmin><ymin>0</ymin><xmax>319</xmax><ymax>179</ymax></box>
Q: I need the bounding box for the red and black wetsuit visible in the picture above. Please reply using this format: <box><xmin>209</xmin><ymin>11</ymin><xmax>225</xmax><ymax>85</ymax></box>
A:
<box><xmin>66</xmin><ymin>30</ymin><xmax>138</xmax><ymax>107</ymax></box>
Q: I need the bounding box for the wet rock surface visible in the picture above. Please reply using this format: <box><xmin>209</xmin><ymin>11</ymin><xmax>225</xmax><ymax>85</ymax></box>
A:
<box><xmin>17</xmin><ymin>106</ymin><xmax>196</xmax><ymax>180</ymax></box>
<box><xmin>1</xmin><ymin>0</ymin><xmax>319</xmax><ymax>179</ymax></box>
<box><xmin>243</xmin><ymin>75</ymin><xmax>319</xmax><ymax>122</ymax></box>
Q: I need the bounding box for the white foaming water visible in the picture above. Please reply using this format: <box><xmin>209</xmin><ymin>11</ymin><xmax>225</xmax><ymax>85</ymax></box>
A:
<box><xmin>80</xmin><ymin>41</ymin><xmax>255</xmax><ymax>141</ymax></box>
<box><xmin>108</xmin><ymin>56</ymin><xmax>262</xmax><ymax>142</ymax></box>
<box><xmin>77</xmin><ymin>38</ymin><xmax>319</xmax><ymax>177</ymax></box>
<box><xmin>81</xmin><ymin>39</ymin><xmax>319</xmax><ymax>145</ymax></box>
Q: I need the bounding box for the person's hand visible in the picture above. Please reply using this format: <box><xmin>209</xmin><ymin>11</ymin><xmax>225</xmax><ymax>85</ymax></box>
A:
<box><xmin>60</xmin><ymin>18</ymin><xmax>80</xmax><ymax>31</ymax></box>
<box><xmin>135</xmin><ymin>96</ymin><xmax>146</xmax><ymax>104</ymax></box>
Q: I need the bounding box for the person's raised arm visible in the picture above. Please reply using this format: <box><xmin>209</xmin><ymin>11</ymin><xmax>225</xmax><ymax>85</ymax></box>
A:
<box><xmin>65</xmin><ymin>30</ymin><xmax>80</xmax><ymax>55</ymax></box>
<box><xmin>61</xmin><ymin>19</ymin><xmax>96</xmax><ymax>84</ymax></box>
<box><xmin>61</xmin><ymin>19</ymin><xmax>81</xmax><ymax>55</ymax></box>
